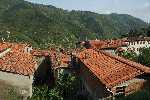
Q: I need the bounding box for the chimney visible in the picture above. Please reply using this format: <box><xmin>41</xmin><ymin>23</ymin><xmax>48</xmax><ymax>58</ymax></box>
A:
<box><xmin>24</xmin><ymin>45</ymin><xmax>33</xmax><ymax>53</ymax></box>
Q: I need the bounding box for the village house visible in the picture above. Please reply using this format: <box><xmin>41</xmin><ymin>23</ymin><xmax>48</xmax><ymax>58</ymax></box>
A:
<box><xmin>30</xmin><ymin>48</ymin><xmax>73</xmax><ymax>86</ymax></box>
<box><xmin>50</xmin><ymin>49</ymin><xmax>72</xmax><ymax>79</ymax></box>
<box><xmin>78</xmin><ymin>39</ymin><xmax>127</xmax><ymax>55</ymax></box>
<box><xmin>31</xmin><ymin>49</ymin><xmax>55</xmax><ymax>87</ymax></box>
<box><xmin>0</xmin><ymin>42</ymin><xmax>53</xmax><ymax>99</ymax></box>
<box><xmin>73</xmin><ymin>49</ymin><xmax>150</xmax><ymax>100</ymax></box>
<box><xmin>32</xmin><ymin>48</ymin><xmax>72</xmax><ymax>83</ymax></box>
<box><xmin>121</xmin><ymin>37</ymin><xmax>150</xmax><ymax>54</ymax></box>
<box><xmin>79</xmin><ymin>37</ymin><xmax>150</xmax><ymax>55</ymax></box>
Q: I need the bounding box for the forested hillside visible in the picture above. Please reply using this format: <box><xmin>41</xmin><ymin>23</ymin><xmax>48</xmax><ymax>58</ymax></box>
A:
<box><xmin>0</xmin><ymin>0</ymin><xmax>148</xmax><ymax>49</ymax></box>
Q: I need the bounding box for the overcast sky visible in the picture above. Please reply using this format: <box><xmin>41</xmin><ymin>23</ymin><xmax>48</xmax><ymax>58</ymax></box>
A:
<box><xmin>25</xmin><ymin>0</ymin><xmax>150</xmax><ymax>22</ymax></box>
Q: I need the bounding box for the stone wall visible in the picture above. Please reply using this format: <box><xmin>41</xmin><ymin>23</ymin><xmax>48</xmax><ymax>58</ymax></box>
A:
<box><xmin>103</xmin><ymin>49</ymin><xmax>116</xmax><ymax>55</ymax></box>
<box><xmin>111</xmin><ymin>78</ymin><xmax>147</xmax><ymax>96</ymax></box>
<box><xmin>0</xmin><ymin>71</ymin><xmax>33</xmax><ymax>99</ymax></box>
<box><xmin>80</xmin><ymin>66</ymin><xmax>111</xmax><ymax>100</ymax></box>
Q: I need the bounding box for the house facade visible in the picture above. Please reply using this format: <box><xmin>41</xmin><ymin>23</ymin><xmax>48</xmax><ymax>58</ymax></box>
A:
<box><xmin>74</xmin><ymin>49</ymin><xmax>150</xmax><ymax>100</ymax></box>
<box><xmin>122</xmin><ymin>37</ymin><xmax>150</xmax><ymax>54</ymax></box>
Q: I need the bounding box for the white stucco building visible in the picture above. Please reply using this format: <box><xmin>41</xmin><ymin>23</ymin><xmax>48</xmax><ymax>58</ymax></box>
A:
<box><xmin>121</xmin><ymin>37</ymin><xmax>150</xmax><ymax>54</ymax></box>
<box><xmin>78</xmin><ymin>37</ymin><xmax>150</xmax><ymax>55</ymax></box>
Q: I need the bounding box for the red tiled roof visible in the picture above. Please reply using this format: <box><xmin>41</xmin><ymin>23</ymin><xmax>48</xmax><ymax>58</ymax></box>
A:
<box><xmin>0</xmin><ymin>43</ymin><xmax>11</xmax><ymax>52</ymax></box>
<box><xmin>31</xmin><ymin>48</ymin><xmax>70</xmax><ymax>69</ymax></box>
<box><xmin>0</xmin><ymin>42</ymin><xmax>37</xmax><ymax>76</ymax></box>
<box><xmin>82</xmin><ymin>39</ymin><xmax>127</xmax><ymax>49</ymax></box>
<box><xmin>77</xmin><ymin>49</ymin><xmax>150</xmax><ymax>88</ymax></box>
<box><xmin>31</xmin><ymin>48</ymin><xmax>60</xmax><ymax>69</ymax></box>
<box><xmin>59</xmin><ymin>53</ymin><xmax>70</xmax><ymax>66</ymax></box>
<box><xmin>31</xmin><ymin>50</ymin><xmax>50</xmax><ymax>57</ymax></box>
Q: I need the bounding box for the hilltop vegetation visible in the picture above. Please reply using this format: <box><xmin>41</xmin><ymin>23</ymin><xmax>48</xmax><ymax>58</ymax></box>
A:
<box><xmin>0</xmin><ymin>0</ymin><xmax>148</xmax><ymax>49</ymax></box>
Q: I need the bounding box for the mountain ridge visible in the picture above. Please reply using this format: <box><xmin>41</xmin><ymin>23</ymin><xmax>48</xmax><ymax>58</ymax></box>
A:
<box><xmin>0</xmin><ymin>0</ymin><xmax>148</xmax><ymax>49</ymax></box>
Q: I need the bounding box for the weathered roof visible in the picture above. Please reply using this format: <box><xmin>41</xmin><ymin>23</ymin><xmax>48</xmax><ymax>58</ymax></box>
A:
<box><xmin>0</xmin><ymin>42</ymin><xmax>37</xmax><ymax>76</ymax></box>
<box><xmin>31</xmin><ymin>49</ymin><xmax>50</xmax><ymax>57</ymax></box>
<box><xmin>59</xmin><ymin>53</ymin><xmax>70</xmax><ymax>66</ymax></box>
<box><xmin>82</xmin><ymin>39</ymin><xmax>127</xmax><ymax>49</ymax></box>
<box><xmin>77</xmin><ymin>49</ymin><xmax>150</xmax><ymax>88</ymax></box>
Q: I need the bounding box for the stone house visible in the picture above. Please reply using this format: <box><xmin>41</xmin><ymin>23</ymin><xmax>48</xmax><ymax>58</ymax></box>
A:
<box><xmin>31</xmin><ymin>49</ymin><xmax>55</xmax><ymax>87</ymax></box>
<box><xmin>50</xmin><ymin>50</ymin><xmax>72</xmax><ymax>79</ymax></box>
<box><xmin>74</xmin><ymin>49</ymin><xmax>150</xmax><ymax>100</ymax></box>
<box><xmin>32</xmin><ymin>48</ymin><xmax>72</xmax><ymax>84</ymax></box>
<box><xmin>0</xmin><ymin>42</ymin><xmax>52</xmax><ymax>99</ymax></box>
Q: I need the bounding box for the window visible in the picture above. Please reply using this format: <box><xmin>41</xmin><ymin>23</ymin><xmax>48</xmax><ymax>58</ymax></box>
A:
<box><xmin>133</xmin><ymin>47</ymin><xmax>135</xmax><ymax>51</ymax></box>
<box><xmin>115</xmin><ymin>86</ymin><xmax>126</xmax><ymax>96</ymax></box>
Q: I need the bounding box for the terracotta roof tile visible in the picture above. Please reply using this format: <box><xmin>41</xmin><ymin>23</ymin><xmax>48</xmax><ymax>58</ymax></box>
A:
<box><xmin>59</xmin><ymin>53</ymin><xmax>70</xmax><ymax>65</ymax></box>
<box><xmin>31</xmin><ymin>48</ymin><xmax>71</xmax><ymax>69</ymax></box>
<box><xmin>77</xmin><ymin>49</ymin><xmax>150</xmax><ymax>88</ymax></box>
<box><xmin>82</xmin><ymin>39</ymin><xmax>127</xmax><ymax>49</ymax></box>
<box><xmin>31</xmin><ymin>49</ymin><xmax>50</xmax><ymax>57</ymax></box>
<box><xmin>0</xmin><ymin>42</ymin><xmax>37</xmax><ymax>76</ymax></box>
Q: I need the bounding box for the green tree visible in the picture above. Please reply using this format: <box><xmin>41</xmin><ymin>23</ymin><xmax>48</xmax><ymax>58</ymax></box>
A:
<box><xmin>0</xmin><ymin>0</ymin><xmax>148</xmax><ymax>49</ymax></box>
<box><xmin>30</xmin><ymin>85</ymin><xmax>63</xmax><ymax>100</ymax></box>
<box><xmin>30</xmin><ymin>73</ymin><xmax>79</xmax><ymax>100</ymax></box>
<box><xmin>56</xmin><ymin>73</ymin><xmax>80</xmax><ymax>99</ymax></box>
<box><xmin>48</xmin><ymin>88</ymin><xmax>63</xmax><ymax>100</ymax></box>
<box><xmin>145</xmin><ymin>26</ymin><xmax>150</xmax><ymax>37</ymax></box>
<box><xmin>138</xmin><ymin>47</ymin><xmax>150</xmax><ymax>67</ymax></box>
<box><xmin>128</xmin><ymin>29</ymin><xmax>138</xmax><ymax>37</ymax></box>
<box><xmin>119</xmin><ymin>51</ymin><xmax>138</xmax><ymax>61</ymax></box>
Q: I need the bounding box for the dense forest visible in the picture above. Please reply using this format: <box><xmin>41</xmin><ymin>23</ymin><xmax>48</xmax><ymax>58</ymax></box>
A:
<box><xmin>0</xmin><ymin>0</ymin><xmax>149</xmax><ymax>49</ymax></box>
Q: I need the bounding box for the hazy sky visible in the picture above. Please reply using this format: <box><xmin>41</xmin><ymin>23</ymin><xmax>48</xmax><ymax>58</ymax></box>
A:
<box><xmin>26</xmin><ymin>0</ymin><xmax>150</xmax><ymax>22</ymax></box>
